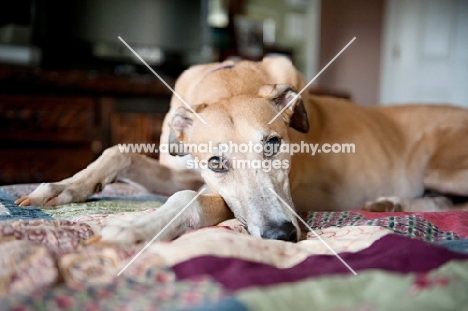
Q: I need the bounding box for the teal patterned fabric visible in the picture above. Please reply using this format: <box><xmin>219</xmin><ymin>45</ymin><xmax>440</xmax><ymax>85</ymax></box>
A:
<box><xmin>0</xmin><ymin>183</ymin><xmax>166</xmax><ymax>221</ymax></box>
<box><xmin>0</xmin><ymin>189</ymin><xmax>54</xmax><ymax>221</ymax></box>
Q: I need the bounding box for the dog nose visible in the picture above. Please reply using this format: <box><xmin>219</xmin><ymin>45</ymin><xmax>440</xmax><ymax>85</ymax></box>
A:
<box><xmin>261</xmin><ymin>221</ymin><xmax>298</xmax><ymax>242</ymax></box>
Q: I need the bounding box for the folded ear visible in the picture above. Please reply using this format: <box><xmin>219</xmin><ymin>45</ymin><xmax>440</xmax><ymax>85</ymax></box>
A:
<box><xmin>258</xmin><ymin>84</ymin><xmax>309</xmax><ymax>133</ymax></box>
<box><xmin>168</xmin><ymin>107</ymin><xmax>194</xmax><ymax>156</ymax></box>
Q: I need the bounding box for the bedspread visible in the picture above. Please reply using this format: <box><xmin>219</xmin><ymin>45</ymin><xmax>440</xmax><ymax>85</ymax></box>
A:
<box><xmin>0</xmin><ymin>184</ymin><xmax>467</xmax><ymax>311</ymax></box>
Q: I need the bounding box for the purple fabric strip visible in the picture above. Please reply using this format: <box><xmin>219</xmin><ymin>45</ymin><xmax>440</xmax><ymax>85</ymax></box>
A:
<box><xmin>173</xmin><ymin>234</ymin><xmax>468</xmax><ymax>291</ymax></box>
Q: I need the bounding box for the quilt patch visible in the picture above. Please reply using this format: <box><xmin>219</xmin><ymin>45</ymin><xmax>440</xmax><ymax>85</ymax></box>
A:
<box><xmin>307</xmin><ymin>211</ymin><xmax>462</xmax><ymax>241</ymax></box>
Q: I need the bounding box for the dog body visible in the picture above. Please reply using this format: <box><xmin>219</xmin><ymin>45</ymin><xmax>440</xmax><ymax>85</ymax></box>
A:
<box><xmin>290</xmin><ymin>101</ymin><xmax>468</xmax><ymax>212</ymax></box>
<box><xmin>16</xmin><ymin>57</ymin><xmax>468</xmax><ymax>242</ymax></box>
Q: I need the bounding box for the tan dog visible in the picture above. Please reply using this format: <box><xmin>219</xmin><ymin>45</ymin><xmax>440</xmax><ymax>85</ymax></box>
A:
<box><xmin>15</xmin><ymin>57</ymin><xmax>468</xmax><ymax>242</ymax></box>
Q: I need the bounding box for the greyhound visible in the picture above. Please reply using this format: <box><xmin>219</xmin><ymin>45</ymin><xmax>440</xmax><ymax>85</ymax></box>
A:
<box><xmin>15</xmin><ymin>57</ymin><xmax>468</xmax><ymax>242</ymax></box>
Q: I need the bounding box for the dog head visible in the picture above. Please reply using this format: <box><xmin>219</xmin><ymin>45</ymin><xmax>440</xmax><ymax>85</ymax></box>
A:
<box><xmin>168</xmin><ymin>83</ymin><xmax>309</xmax><ymax>241</ymax></box>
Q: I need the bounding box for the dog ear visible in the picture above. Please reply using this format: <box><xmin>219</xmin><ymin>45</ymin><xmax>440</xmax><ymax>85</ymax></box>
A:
<box><xmin>168</xmin><ymin>107</ymin><xmax>194</xmax><ymax>156</ymax></box>
<box><xmin>258</xmin><ymin>84</ymin><xmax>310</xmax><ymax>133</ymax></box>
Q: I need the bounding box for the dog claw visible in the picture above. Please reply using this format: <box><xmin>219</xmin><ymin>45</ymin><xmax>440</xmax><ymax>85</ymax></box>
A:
<box><xmin>16</xmin><ymin>197</ymin><xmax>31</xmax><ymax>206</ymax></box>
<box><xmin>20</xmin><ymin>199</ymin><xmax>31</xmax><ymax>207</ymax></box>
<box><xmin>14</xmin><ymin>197</ymin><xmax>25</xmax><ymax>205</ymax></box>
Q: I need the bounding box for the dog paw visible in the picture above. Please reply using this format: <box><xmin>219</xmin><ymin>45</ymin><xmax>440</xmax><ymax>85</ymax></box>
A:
<box><xmin>101</xmin><ymin>225</ymin><xmax>143</xmax><ymax>243</ymax></box>
<box><xmin>14</xmin><ymin>182</ymin><xmax>96</xmax><ymax>207</ymax></box>
<box><xmin>363</xmin><ymin>196</ymin><xmax>403</xmax><ymax>212</ymax></box>
<box><xmin>101</xmin><ymin>217</ymin><xmax>177</xmax><ymax>243</ymax></box>
<box><xmin>432</xmin><ymin>197</ymin><xmax>452</xmax><ymax>210</ymax></box>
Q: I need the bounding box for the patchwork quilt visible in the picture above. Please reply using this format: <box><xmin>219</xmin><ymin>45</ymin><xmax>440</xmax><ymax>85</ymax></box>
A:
<box><xmin>0</xmin><ymin>183</ymin><xmax>467</xmax><ymax>311</ymax></box>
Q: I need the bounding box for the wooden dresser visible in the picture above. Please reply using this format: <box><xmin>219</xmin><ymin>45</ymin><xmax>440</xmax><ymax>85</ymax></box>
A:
<box><xmin>0</xmin><ymin>65</ymin><xmax>172</xmax><ymax>185</ymax></box>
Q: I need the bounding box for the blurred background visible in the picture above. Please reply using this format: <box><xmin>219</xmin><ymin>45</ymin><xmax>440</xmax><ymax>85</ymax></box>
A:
<box><xmin>0</xmin><ymin>0</ymin><xmax>467</xmax><ymax>185</ymax></box>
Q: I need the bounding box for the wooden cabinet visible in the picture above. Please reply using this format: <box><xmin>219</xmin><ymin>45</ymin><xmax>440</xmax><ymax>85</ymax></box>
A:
<box><xmin>0</xmin><ymin>66</ymin><xmax>171</xmax><ymax>185</ymax></box>
<box><xmin>0</xmin><ymin>148</ymin><xmax>96</xmax><ymax>185</ymax></box>
<box><xmin>0</xmin><ymin>95</ymin><xmax>99</xmax><ymax>184</ymax></box>
<box><xmin>0</xmin><ymin>96</ymin><xmax>98</xmax><ymax>143</ymax></box>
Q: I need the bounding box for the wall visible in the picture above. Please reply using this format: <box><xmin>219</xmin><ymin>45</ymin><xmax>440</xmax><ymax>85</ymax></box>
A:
<box><xmin>318</xmin><ymin>0</ymin><xmax>384</xmax><ymax>105</ymax></box>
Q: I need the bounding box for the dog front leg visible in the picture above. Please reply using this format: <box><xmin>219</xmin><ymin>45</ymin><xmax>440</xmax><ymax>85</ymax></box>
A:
<box><xmin>101</xmin><ymin>191</ymin><xmax>234</xmax><ymax>243</ymax></box>
<box><xmin>15</xmin><ymin>145</ymin><xmax>134</xmax><ymax>207</ymax></box>
<box><xmin>16</xmin><ymin>144</ymin><xmax>204</xmax><ymax>207</ymax></box>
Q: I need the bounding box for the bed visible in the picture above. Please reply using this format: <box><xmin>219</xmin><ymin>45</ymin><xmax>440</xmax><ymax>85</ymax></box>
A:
<box><xmin>0</xmin><ymin>183</ymin><xmax>467</xmax><ymax>310</ymax></box>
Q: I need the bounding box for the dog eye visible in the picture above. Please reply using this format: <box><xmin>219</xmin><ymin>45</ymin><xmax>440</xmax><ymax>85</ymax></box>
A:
<box><xmin>265</xmin><ymin>136</ymin><xmax>281</xmax><ymax>157</ymax></box>
<box><xmin>208</xmin><ymin>156</ymin><xmax>228</xmax><ymax>173</ymax></box>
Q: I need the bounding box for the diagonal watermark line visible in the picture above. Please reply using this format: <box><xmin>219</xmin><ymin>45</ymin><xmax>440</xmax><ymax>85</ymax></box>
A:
<box><xmin>268</xmin><ymin>37</ymin><xmax>356</xmax><ymax>125</ymax></box>
<box><xmin>118</xmin><ymin>36</ymin><xmax>207</xmax><ymax>125</ymax></box>
<box><xmin>117</xmin><ymin>187</ymin><xmax>206</xmax><ymax>276</ymax></box>
<box><xmin>268</xmin><ymin>188</ymin><xmax>357</xmax><ymax>275</ymax></box>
